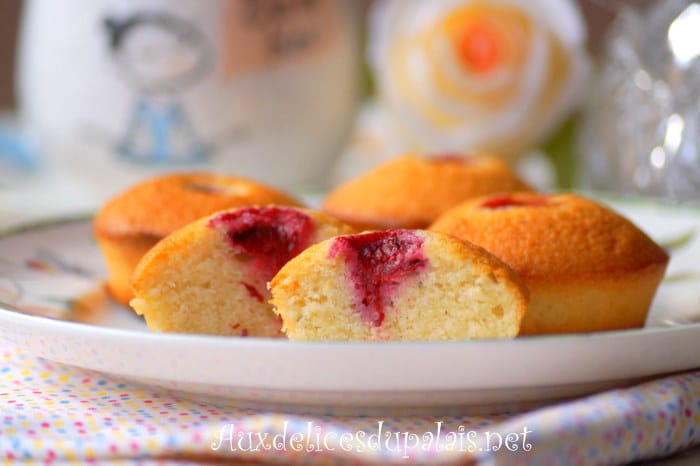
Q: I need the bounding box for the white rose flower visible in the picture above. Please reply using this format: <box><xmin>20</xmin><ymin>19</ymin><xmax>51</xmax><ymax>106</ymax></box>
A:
<box><xmin>368</xmin><ymin>0</ymin><xmax>589</xmax><ymax>158</ymax></box>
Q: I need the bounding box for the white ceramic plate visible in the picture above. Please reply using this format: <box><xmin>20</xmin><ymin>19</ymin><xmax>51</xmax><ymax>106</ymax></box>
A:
<box><xmin>0</xmin><ymin>200</ymin><xmax>699</xmax><ymax>414</ymax></box>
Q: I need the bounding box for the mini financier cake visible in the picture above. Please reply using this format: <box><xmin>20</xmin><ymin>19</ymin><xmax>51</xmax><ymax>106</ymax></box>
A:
<box><xmin>430</xmin><ymin>193</ymin><xmax>670</xmax><ymax>335</ymax></box>
<box><xmin>322</xmin><ymin>154</ymin><xmax>532</xmax><ymax>230</ymax></box>
<box><xmin>269</xmin><ymin>229</ymin><xmax>528</xmax><ymax>341</ymax></box>
<box><xmin>130</xmin><ymin>206</ymin><xmax>354</xmax><ymax>337</ymax></box>
<box><xmin>93</xmin><ymin>172</ymin><xmax>301</xmax><ymax>306</ymax></box>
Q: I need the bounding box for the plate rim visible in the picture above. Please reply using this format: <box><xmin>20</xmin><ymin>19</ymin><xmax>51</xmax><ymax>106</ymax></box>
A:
<box><xmin>2</xmin><ymin>293</ymin><xmax>700</xmax><ymax>349</ymax></box>
<box><xmin>3</xmin><ymin>299</ymin><xmax>700</xmax><ymax>394</ymax></box>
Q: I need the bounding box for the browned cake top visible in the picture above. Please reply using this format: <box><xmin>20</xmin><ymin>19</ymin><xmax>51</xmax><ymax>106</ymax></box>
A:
<box><xmin>323</xmin><ymin>154</ymin><xmax>532</xmax><ymax>229</ymax></box>
<box><xmin>430</xmin><ymin>193</ymin><xmax>670</xmax><ymax>281</ymax></box>
<box><xmin>93</xmin><ymin>172</ymin><xmax>302</xmax><ymax>238</ymax></box>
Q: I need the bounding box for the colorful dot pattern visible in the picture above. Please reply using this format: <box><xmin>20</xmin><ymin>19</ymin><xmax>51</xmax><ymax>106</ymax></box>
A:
<box><xmin>0</xmin><ymin>343</ymin><xmax>699</xmax><ymax>465</ymax></box>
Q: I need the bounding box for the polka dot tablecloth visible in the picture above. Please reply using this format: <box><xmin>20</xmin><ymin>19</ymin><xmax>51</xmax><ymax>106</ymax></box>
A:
<box><xmin>1</xmin><ymin>343</ymin><xmax>699</xmax><ymax>465</ymax></box>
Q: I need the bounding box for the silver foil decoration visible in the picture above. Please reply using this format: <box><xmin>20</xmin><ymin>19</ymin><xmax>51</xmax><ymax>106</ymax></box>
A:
<box><xmin>579</xmin><ymin>0</ymin><xmax>700</xmax><ymax>200</ymax></box>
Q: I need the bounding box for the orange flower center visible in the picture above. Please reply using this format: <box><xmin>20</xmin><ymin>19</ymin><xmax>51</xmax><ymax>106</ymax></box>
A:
<box><xmin>455</xmin><ymin>21</ymin><xmax>506</xmax><ymax>73</ymax></box>
<box><xmin>441</xmin><ymin>5</ymin><xmax>530</xmax><ymax>75</ymax></box>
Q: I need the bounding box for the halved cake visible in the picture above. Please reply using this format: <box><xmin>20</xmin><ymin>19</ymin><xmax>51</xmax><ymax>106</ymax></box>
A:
<box><xmin>269</xmin><ymin>229</ymin><xmax>528</xmax><ymax>341</ymax></box>
<box><xmin>94</xmin><ymin>172</ymin><xmax>302</xmax><ymax>306</ymax></box>
<box><xmin>130</xmin><ymin>206</ymin><xmax>353</xmax><ymax>337</ymax></box>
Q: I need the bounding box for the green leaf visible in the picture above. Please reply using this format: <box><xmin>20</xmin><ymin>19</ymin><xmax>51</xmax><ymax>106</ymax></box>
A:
<box><xmin>540</xmin><ymin>116</ymin><xmax>579</xmax><ymax>189</ymax></box>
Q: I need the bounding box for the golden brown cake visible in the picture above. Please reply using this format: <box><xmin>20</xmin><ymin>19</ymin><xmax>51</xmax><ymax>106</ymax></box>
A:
<box><xmin>322</xmin><ymin>154</ymin><xmax>532</xmax><ymax>230</ymax></box>
<box><xmin>430</xmin><ymin>193</ymin><xmax>670</xmax><ymax>335</ymax></box>
<box><xmin>93</xmin><ymin>172</ymin><xmax>302</xmax><ymax>306</ymax></box>
<box><xmin>269</xmin><ymin>229</ymin><xmax>528</xmax><ymax>341</ymax></box>
<box><xmin>130</xmin><ymin>206</ymin><xmax>354</xmax><ymax>337</ymax></box>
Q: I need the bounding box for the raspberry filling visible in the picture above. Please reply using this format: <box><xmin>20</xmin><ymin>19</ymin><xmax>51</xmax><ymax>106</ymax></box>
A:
<box><xmin>429</xmin><ymin>153</ymin><xmax>473</xmax><ymax>164</ymax></box>
<box><xmin>329</xmin><ymin>230</ymin><xmax>428</xmax><ymax>327</ymax></box>
<box><xmin>242</xmin><ymin>282</ymin><xmax>264</xmax><ymax>302</ymax></box>
<box><xmin>208</xmin><ymin>206</ymin><xmax>315</xmax><ymax>283</ymax></box>
<box><xmin>481</xmin><ymin>195</ymin><xmax>550</xmax><ymax>209</ymax></box>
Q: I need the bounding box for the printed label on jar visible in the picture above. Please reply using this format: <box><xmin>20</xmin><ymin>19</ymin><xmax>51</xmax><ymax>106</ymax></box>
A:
<box><xmin>218</xmin><ymin>0</ymin><xmax>339</xmax><ymax>79</ymax></box>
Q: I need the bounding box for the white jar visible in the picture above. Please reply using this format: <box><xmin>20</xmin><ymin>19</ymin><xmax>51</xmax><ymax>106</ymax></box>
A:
<box><xmin>17</xmin><ymin>0</ymin><xmax>360</xmax><ymax>196</ymax></box>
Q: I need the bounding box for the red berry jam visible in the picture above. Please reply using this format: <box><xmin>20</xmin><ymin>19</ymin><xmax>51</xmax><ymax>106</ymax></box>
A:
<box><xmin>429</xmin><ymin>153</ymin><xmax>473</xmax><ymax>164</ymax></box>
<box><xmin>208</xmin><ymin>207</ymin><xmax>314</xmax><ymax>280</ymax></box>
<box><xmin>329</xmin><ymin>230</ymin><xmax>428</xmax><ymax>327</ymax></box>
<box><xmin>242</xmin><ymin>282</ymin><xmax>264</xmax><ymax>302</ymax></box>
<box><xmin>481</xmin><ymin>195</ymin><xmax>550</xmax><ymax>209</ymax></box>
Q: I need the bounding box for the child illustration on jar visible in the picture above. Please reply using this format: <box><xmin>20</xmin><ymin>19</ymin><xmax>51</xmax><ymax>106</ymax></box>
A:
<box><xmin>103</xmin><ymin>12</ymin><xmax>212</xmax><ymax>164</ymax></box>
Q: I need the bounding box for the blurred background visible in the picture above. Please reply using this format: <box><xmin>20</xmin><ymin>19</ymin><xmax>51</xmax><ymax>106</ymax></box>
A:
<box><xmin>2</xmin><ymin>0</ymin><xmax>698</xmax><ymax>218</ymax></box>
<box><xmin>0</xmin><ymin>1</ymin><xmax>652</xmax><ymax>114</ymax></box>
<box><xmin>0</xmin><ymin>0</ymin><xmax>21</xmax><ymax>109</ymax></box>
